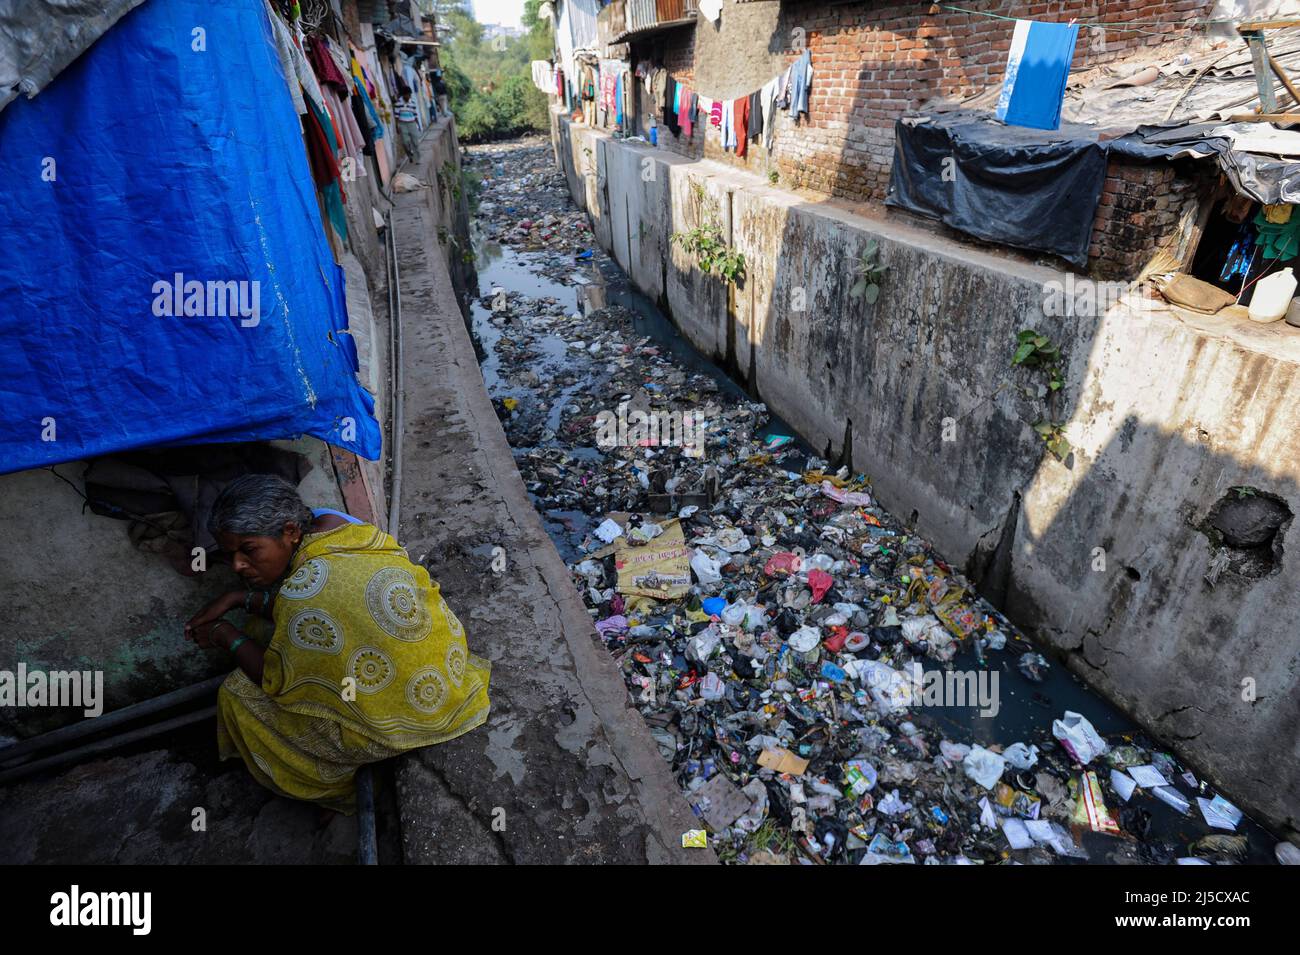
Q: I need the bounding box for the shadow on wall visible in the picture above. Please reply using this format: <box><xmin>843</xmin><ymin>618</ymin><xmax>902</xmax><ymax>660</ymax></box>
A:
<box><xmin>1003</xmin><ymin>417</ymin><xmax>1300</xmax><ymax>838</ymax></box>
<box><xmin>594</xmin><ymin>127</ymin><xmax>1300</xmax><ymax>832</ymax></box>
<box><xmin>740</xmin><ymin>198</ymin><xmax>1300</xmax><ymax>834</ymax></box>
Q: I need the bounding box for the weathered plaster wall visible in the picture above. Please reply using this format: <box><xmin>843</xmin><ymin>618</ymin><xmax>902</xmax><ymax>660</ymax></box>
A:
<box><xmin>0</xmin><ymin>437</ymin><xmax>346</xmax><ymax>739</ymax></box>
<box><xmin>555</xmin><ymin>111</ymin><xmax>1300</xmax><ymax>836</ymax></box>
<box><xmin>689</xmin><ymin>0</ymin><xmax>785</xmax><ymax>101</ymax></box>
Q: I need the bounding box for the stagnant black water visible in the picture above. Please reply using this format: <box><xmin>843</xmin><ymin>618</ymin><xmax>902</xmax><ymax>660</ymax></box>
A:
<box><xmin>463</xmin><ymin>138</ymin><xmax>1279</xmax><ymax>864</ymax></box>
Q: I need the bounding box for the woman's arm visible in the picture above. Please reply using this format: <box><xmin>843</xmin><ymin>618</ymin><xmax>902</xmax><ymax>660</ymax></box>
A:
<box><xmin>210</xmin><ymin>620</ymin><xmax>266</xmax><ymax>685</ymax></box>
<box><xmin>184</xmin><ymin>590</ymin><xmax>244</xmax><ymax>639</ymax></box>
<box><xmin>248</xmin><ymin>588</ymin><xmax>276</xmax><ymax>620</ymax></box>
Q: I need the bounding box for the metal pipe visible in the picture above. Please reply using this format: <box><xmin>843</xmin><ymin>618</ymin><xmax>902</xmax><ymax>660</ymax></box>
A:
<box><xmin>356</xmin><ymin>765</ymin><xmax>378</xmax><ymax>865</ymax></box>
<box><xmin>0</xmin><ymin>706</ymin><xmax>217</xmax><ymax>786</ymax></box>
<box><xmin>352</xmin><ymin>209</ymin><xmax>405</xmax><ymax>867</ymax></box>
<box><xmin>387</xmin><ymin>209</ymin><xmax>406</xmax><ymax>536</ymax></box>
<box><xmin>0</xmin><ymin>673</ymin><xmax>226</xmax><ymax>767</ymax></box>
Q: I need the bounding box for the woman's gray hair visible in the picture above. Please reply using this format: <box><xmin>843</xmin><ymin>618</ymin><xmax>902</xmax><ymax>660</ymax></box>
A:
<box><xmin>207</xmin><ymin>474</ymin><xmax>313</xmax><ymax>539</ymax></box>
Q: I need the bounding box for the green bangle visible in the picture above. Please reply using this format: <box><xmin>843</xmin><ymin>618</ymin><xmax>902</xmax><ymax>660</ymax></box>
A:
<box><xmin>228</xmin><ymin>636</ymin><xmax>248</xmax><ymax>655</ymax></box>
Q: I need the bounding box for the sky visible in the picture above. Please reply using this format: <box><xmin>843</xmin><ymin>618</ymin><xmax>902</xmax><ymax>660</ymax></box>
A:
<box><xmin>470</xmin><ymin>0</ymin><xmax>524</xmax><ymax>28</ymax></box>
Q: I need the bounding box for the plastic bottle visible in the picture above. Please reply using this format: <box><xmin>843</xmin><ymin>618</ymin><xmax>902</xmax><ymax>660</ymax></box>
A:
<box><xmin>1248</xmin><ymin>266</ymin><xmax>1296</xmax><ymax>323</ymax></box>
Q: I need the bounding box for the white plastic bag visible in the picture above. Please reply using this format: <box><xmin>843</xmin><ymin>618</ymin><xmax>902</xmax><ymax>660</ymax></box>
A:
<box><xmin>1002</xmin><ymin>742</ymin><xmax>1039</xmax><ymax>770</ymax></box>
<box><xmin>690</xmin><ymin>550</ymin><xmax>722</xmax><ymax>584</ymax></box>
<box><xmin>787</xmin><ymin>626</ymin><xmax>820</xmax><ymax>653</ymax></box>
<box><xmin>1051</xmin><ymin>711</ymin><xmax>1109</xmax><ymax>764</ymax></box>
<box><xmin>963</xmin><ymin>745</ymin><xmax>1007</xmax><ymax>790</ymax></box>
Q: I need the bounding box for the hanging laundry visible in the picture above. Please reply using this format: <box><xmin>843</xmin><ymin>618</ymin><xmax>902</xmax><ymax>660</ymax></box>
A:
<box><xmin>650</xmin><ymin>67</ymin><xmax>667</xmax><ymax>109</ymax></box>
<box><xmin>678</xmin><ymin>86</ymin><xmax>694</xmax><ymax>138</ymax></box>
<box><xmin>761</xmin><ymin>75</ymin><xmax>779</xmax><ymax>150</ymax></box>
<box><xmin>789</xmin><ymin>49</ymin><xmax>813</xmax><ymax>120</ymax></box>
<box><xmin>663</xmin><ymin>75</ymin><xmax>681</xmax><ymax>136</ymax></box>
<box><xmin>710</xmin><ymin>98</ymin><xmax>722</xmax><ymax>127</ymax></box>
<box><xmin>267</xmin><ymin>9</ymin><xmax>308</xmax><ymax>115</ymax></box>
<box><xmin>306</xmin><ymin>34</ymin><xmax>349</xmax><ymax>92</ymax></box>
<box><xmin>995</xmin><ymin>19</ymin><xmax>1080</xmax><ymax>132</ymax></box>
<box><xmin>302</xmin><ymin>94</ymin><xmax>348</xmax><ymax>240</ymax></box>
<box><xmin>735</xmin><ymin>95</ymin><xmax>750</xmax><ymax>157</ymax></box>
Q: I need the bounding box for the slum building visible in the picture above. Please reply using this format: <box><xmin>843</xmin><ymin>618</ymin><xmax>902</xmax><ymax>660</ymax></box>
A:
<box><xmin>0</xmin><ymin>0</ymin><xmax>466</xmax><ymax>734</ymax></box>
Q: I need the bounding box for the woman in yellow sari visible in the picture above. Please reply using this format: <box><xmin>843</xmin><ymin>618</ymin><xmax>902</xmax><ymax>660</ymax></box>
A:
<box><xmin>185</xmin><ymin>474</ymin><xmax>490</xmax><ymax>812</ymax></box>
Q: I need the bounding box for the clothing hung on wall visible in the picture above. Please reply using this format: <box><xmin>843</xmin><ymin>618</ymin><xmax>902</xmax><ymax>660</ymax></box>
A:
<box><xmin>995</xmin><ymin>19</ymin><xmax>1079</xmax><ymax>132</ymax></box>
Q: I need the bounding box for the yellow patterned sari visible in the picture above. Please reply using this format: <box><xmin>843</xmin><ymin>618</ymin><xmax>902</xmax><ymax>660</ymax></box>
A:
<box><xmin>216</xmin><ymin>522</ymin><xmax>490</xmax><ymax>812</ymax></box>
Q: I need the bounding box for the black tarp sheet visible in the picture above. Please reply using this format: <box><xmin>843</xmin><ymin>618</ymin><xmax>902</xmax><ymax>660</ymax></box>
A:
<box><xmin>886</xmin><ymin>111</ymin><xmax>1220</xmax><ymax>267</ymax></box>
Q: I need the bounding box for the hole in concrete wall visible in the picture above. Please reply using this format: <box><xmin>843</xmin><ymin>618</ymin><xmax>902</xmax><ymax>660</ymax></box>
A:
<box><xmin>1125</xmin><ymin>566</ymin><xmax>1141</xmax><ymax>581</ymax></box>
<box><xmin>1199</xmin><ymin>488</ymin><xmax>1293</xmax><ymax>580</ymax></box>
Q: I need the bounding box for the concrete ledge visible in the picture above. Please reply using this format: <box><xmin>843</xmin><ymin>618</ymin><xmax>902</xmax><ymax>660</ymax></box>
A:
<box><xmin>388</xmin><ymin>135</ymin><xmax>712</xmax><ymax>864</ymax></box>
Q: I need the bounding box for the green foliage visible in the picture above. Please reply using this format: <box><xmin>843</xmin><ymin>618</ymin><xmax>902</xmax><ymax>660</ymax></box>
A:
<box><xmin>671</xmin><ymin>186</ymin><xmax>745</xmax><ymax>285</ymax></box>
<box><xmin>1011</xmin><ymin>329</ymin><xmax>1063</xmax><ymax>391</ymax></box>
<box><xmin>849</xmin><ymin>239</ymin><xmax>886</xmax><ymax>305</ymax></box>
<box><xmin>672</xmin><ymin>227</ymin><xmax>747</xmax><ymax>284</ymax></box>
<box><xmin>1033</xmin><ymin>420</ymin><xmax>1071</xmax><ymax>462</ymax></box>
<box><xmin>1013</xmin><ymin>329</ymin><xmax>1070</xmax><ymax>461</ymax></box>
<box><xmin>438</xmin><ymin>2</ymin><xmax>551</xmax><ymax>142</ymax></box>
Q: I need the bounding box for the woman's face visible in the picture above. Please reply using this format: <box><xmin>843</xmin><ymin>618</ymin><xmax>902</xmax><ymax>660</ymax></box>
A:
<box><xmin>216</xmin><ymin>523</ymin><xmax>301</xmax><ymax>587</ymax></box>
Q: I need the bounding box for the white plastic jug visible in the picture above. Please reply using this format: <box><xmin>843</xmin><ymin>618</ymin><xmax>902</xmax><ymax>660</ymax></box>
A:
<box><xmin>1249</xmin><ymin>266</ymin><xmax>1296</xmax><ymax>323</ymax></box>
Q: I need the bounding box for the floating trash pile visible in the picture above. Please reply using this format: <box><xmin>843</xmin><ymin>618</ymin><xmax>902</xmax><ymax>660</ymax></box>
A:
<box><xmin>464</xmin><ymin>139</ymin><xmax>1286</xmax><ymax>866</ymax></box>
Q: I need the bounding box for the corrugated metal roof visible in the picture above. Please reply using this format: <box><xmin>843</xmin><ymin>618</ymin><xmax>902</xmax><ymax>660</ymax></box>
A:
<box><xmin>930</xmin><ymin>28</ymin><xmax>1300</xmax><ymax>130</ymax></box>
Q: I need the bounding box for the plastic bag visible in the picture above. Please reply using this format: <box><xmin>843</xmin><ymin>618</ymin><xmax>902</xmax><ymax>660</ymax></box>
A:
<box><xmin>1002</xmin><ymin>742</ymin><xmax>1039</xmax><ymax>769</ymax></box>
<box><xmin>963</xmin><ymin>745</ymin><xmax>1007</xmax><ymax>790</ymax></box>
<box><xmin>690</xmin><ymin>550</ymin><xmax>723</xmax><ymax>584</ymax></box>
<box><xmin>1052</xmin><ymin>710</ymin><xmax>1109</xmax><ymax>764</ymax></box>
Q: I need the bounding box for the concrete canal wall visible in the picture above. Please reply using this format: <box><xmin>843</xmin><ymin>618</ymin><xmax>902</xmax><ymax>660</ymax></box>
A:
<box><xmin>553</xmin><ymin>111</ymin><xmax>1300</xmax><ymax>836</ymax></box>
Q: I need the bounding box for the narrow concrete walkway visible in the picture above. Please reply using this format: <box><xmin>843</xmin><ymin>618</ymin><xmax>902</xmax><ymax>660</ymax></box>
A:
<box><xmin>388</xmin><ymin>170</ymin><xmax>711</xmax><ymax>863</ymax></box>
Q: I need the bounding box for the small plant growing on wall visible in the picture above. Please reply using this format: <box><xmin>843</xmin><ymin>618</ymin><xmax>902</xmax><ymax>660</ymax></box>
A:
<box><xmin>1012</xmin><ymin>329</ymin><xmax>1070</xmax><ymax>461</ymax></box>
<box><xmin>849</xmin><ymin>239</ymin><xmax>887</xmax><ymax>305</ymax></box>
<box><xmin>438</xmin><ymin>161</ymin><xmax>463</xmax><ymax>203</ymax></box>
<box><xmin>768</xmin><ymin>170</ymin><xmax>779</xmax><ymax>185</ymax></box>
<box><xmin>671</xmin><ymin>183</ymin><xmax>746</xmax><ymax>286</ymax></box>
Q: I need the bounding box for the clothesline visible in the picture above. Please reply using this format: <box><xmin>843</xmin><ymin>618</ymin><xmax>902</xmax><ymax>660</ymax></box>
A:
<box><xmin>650</xmin><ymin>50</ymin><xmax>813</xmax><ymax>156</ymax></box>
<box><xmin>936</xmin><ymin>3</ymin><xmax>1242</xmax><ymax>38</ymax></box>
<box><xmin>937</xmin><ymin>4</ymin><xmax>1244</xmax><ymax>27</ymax></box>
<box><xmin>653</xmin><ymin>64</ymin><xmax>788</xmax><ymax>115</ymax></box>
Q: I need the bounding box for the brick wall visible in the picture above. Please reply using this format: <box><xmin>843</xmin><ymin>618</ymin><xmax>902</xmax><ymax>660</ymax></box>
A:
<box><xmin>341</xmin><ymin>0</ymin><xmax>364</xmax><ymax>43</ymax></box>
<box><xmin>1089</xmin><ymin>161</ymin><xmax>1208</xmax><ymax>280</ymax></box>
<box><xmin>633</xmin><ymin>0</ymin><xmax>1214</xmax><ymax>274</ymax></box>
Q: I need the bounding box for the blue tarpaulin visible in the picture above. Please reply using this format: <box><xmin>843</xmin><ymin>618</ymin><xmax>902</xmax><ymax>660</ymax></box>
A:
<box><xmin>0</xmin><ymin>0</ymin><xmax>382</xmax><ymax>475</ymax></box>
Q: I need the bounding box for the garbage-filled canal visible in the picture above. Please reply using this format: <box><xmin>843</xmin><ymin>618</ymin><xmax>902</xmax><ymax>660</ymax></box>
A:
<box><xmin>462</xmin><ymin>136</ymin><xmax>1283</xmax><ymax>865</ymax></box>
